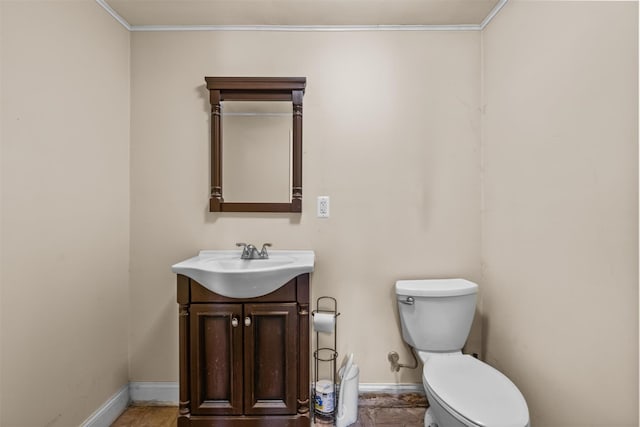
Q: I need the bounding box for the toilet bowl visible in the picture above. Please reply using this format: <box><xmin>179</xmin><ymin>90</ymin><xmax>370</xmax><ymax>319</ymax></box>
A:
<box><xmin>395</xmin><ymin>279</ymin><xmax>530</xmax><ymax>427</ymax></box>
<box><xmin>420</xmin><ymin>352</ymin><xmax>529</xmax><ymax>427</ymax></box>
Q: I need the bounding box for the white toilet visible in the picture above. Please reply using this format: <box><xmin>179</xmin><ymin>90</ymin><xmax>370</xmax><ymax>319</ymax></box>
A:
<box><xmin>395</xmin><ymin>279</ymin><xmax>530</xmax><ymax>427</ymax></box>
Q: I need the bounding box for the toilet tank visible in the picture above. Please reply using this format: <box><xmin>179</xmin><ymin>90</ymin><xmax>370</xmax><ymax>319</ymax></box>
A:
<box><xmin>395</xmin><ymin>279</ymin><xmax>478</xmax><ymax>352</ymax></box>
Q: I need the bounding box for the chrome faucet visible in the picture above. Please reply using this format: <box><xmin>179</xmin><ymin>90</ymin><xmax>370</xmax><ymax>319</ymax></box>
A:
<box><xmin>236</xmin><ymin>242</ymin><xmax>271</xmax><ymax>259</ymax></box>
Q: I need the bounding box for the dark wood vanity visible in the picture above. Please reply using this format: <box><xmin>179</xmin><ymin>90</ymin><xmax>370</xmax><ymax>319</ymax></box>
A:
<box><xmin>177</xmin><ymin>273</ymin><xmax>311</xmax><ymax>426</ymax></box>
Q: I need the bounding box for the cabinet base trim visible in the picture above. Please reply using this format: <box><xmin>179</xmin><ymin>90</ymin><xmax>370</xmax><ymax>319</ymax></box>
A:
<box><xmin>186</xmin><ymin>414</ymin><xmax>310</xmax><ymax>426</ymax></box>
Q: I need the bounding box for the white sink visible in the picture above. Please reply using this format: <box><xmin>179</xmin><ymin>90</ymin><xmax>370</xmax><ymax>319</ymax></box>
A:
<box><xmin>172</xmin><ymin>250</ymin><xmax>315</xmax><ymax>298</ymax></box>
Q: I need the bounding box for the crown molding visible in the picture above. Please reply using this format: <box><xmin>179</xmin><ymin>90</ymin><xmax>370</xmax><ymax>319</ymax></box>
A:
<box><xmin>95</xmin><ymin>0</ymin><xmax>508</xmax><ymax>32</ymax></box>
<box><xmin>95</xmin><ymin>0</ymin><xmax>132</xmax><ymax>31</ymax></box>
<box><xmin>130</xmin><ymin>24</ymin><xmax>482</xmax><ymax>32</ymax></box>
<box><xmin>480</xmin><ymin>0</ymin><xmax>509</xmax><ymax>30</ymax></box>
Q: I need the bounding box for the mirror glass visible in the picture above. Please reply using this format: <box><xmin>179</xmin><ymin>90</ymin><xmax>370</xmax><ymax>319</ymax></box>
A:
<box><xmin>221</xmin><ymin>101</ymin><xmax>292</xmax><ymax>203</ymax></box>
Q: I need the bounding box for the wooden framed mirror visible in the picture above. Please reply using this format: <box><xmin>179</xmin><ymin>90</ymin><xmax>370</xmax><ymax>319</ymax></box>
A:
<box><xmin>205</xmin><ymin>77</ymin><xmax>306</xmax><ymax>213</ymax></box>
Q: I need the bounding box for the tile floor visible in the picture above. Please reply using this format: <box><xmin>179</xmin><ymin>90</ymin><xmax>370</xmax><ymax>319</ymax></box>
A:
<box><xmin>318</xmin><ymin>393</ymin><xmax>428</xmax><ymax>427</ymax></box>
<box><xmin>111</xmin><ymin>393</ymin><xmax>429</xmax><ymax>426</ymax></box>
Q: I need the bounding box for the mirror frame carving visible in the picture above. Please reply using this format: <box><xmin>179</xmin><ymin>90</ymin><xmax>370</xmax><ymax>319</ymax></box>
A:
<box><xmin>205</xmin><ymin>77</ymin><xmax>306</xmax><ymax>213</ymax></box>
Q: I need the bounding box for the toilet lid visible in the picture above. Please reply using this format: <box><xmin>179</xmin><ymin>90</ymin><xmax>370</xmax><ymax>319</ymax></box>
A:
<box><xmin>423</xmin><ymin>355</ymin><xmax>529</xmax><ymax>427</ymax></box>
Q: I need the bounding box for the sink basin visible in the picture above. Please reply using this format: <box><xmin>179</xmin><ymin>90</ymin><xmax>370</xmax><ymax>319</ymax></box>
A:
<box><xmin>171</xmin><ymin>250</ymin><xmax>315</xmax><ymax>298</ymax></box>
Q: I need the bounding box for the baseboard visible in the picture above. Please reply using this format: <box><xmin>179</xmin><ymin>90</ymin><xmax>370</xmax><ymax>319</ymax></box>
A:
<box><xmin>80</xmin><ymin>384</ymin><xmax>130</xmax><ymax>427</ymax></box>
<box><xmin>126</xmin><ymin>382</ymin><xmax>423</xmax><ymax>406</ymax></box>
<box><xmin>79</xmin><ymin>380</ymin><xmax>424</xmax><ymax>425</ymax></box>
<box><xmin>359</xmin><ymin>383</ymin><xmax>424</xmax><ymax>394</ymax></box>
<box><xmin>129</xmin><ymin>381</ymin><xmax>180</xmax><ymax>404</ymax></box>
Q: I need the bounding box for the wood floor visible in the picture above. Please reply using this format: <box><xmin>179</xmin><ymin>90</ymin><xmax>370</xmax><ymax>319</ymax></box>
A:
<box><xmin>111</xmin><ymin>393</ymin><xmax>428</xmax><ymax>427</ymax></box>
<box><xmin>111</xmin><ymin>406</ymin><xmax>177</xmax><ymax>427</ymax></box>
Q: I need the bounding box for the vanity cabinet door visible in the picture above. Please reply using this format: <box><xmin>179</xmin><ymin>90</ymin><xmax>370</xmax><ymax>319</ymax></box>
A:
<box><xmin>243</xmin><ymin>302</ymin><xmax>299</xmax><ymax>415</ymax></box>
<box><xmin>190</xmin><ymin>303</ymin><xmax>243</xmax><ymax>415</ymax></box>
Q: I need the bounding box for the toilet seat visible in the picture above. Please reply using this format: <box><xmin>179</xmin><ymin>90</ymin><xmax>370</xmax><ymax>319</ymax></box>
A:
<box><xmin>423</xmin><ymin>354</ymin><xmax>529</xmax><ymax>427</ymax></box>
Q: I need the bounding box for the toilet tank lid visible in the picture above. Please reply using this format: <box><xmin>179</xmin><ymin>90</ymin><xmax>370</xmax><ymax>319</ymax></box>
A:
<box><xmin>395</xmin><ymin>279</ymin><xmax>478</xmax><ymax>297</ymax></box>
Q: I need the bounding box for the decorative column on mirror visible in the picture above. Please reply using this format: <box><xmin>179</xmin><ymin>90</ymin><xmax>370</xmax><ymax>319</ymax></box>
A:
<box><xmin>210</xmin><ymin>89</ymin><xmax>223</xmax><ymax>212</ymax></box>
<box><xmin>291</xmin><ymin>90</ymin><xmax>303</xmax><ymax>213</ymax></box>
<box><xmin>177</xmin><ymin>276</ymin><xmax>191</xmax><ymax>426</ymax></box>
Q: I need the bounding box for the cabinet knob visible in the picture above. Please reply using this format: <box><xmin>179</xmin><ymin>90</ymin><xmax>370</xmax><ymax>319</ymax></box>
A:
<box><xmin>231</xmin><ymin>317</ymin><xmax>239</xmax><ymax>328</ymax></box>
<box><xmin>244</xmin><ymin>316</ymin><xmax>252</xmax><ymax>327</ymax></box>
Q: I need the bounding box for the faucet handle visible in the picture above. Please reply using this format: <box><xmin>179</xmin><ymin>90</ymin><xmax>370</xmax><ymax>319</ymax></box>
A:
<box><xmin>236</xmin><ymin>242</ymin><xmax>251</xmax><ymax>259</ymax></box>
<box><xmin>259</xmin><ymin>243</ymin><xmax>272</xmax><ymax>258</ymax></box>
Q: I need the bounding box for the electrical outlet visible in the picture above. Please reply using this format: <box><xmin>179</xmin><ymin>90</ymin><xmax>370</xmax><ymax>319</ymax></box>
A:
<box><xmin>317</xmin><ymin>196</ymin><xmax>330</xmax><ymax>218</ymax></box>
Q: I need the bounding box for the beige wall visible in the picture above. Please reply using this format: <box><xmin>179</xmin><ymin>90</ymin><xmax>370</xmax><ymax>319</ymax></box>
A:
<box><xmin>482</xmin><ymin>1</ymin><xmax>638</xmax><ymax>426</ymax></box>
<box><xmin>0</xmin><ymin>1</ymin><xmax>130</xmax><ymax>426</ymax></box>
<box><xmin>129</xmin><ymin>30</ymin><xmax>482</xmax><ymax>384</ymax></box>
<box><xmin>0</xmin><ymin>2</ymin><xmax>4</xmax><ymax>422</ymax></box>
<box><xmin>1</xmin><ymin>2</ymin><xmax>637</xmax><ymax>426</ymax></box>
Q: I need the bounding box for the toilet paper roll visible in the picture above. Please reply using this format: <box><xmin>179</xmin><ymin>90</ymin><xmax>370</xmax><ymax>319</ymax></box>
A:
<box><xmin>313</xmin><ymin>312</ymin><xmax>335</xmax><ymax>333</ymax></box>
<box><xmin>314</xmin><ymin>380</ymin><xmax>335</xmax><ymax>415</ymax></box>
